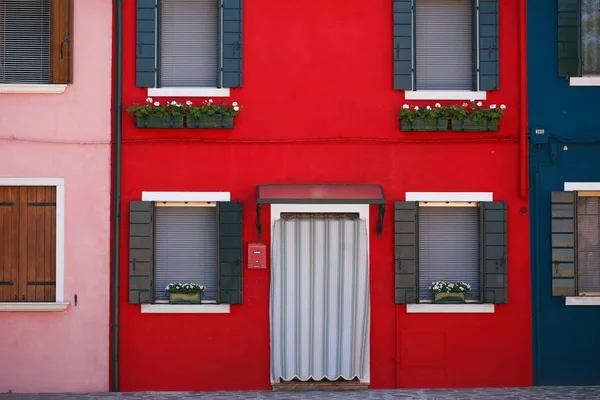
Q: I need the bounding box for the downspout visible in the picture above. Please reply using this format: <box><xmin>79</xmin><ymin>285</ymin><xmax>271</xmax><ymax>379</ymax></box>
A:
<box><xmin>519</xmin><ymin>0</ymin><xmax>528</xmax><ymax>200</ymax></box>
<box><xmin>111</xmin><ymin>0</ymin><xmax>123</xmax><ymax>392</ymax></box>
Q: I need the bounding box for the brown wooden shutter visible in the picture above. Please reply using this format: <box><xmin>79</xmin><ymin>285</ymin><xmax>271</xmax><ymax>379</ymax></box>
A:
<box><xmin>0</xmin><ymin>187</ymin><xmax>19</xmax><ymax>302</ymax></box>
<box><xmin>50</xmin><ymin>0</ymin><xmax>73</xmax><ymax>84</ymax></box>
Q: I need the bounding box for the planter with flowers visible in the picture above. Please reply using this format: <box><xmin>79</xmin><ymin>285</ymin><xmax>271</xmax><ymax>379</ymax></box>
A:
<box><xmin>429</xmin><ymin>281</ymin><xmax>471</xmax><ymax>304</ymax></box>
<box><xmin>400</xmin><ymin>102</ymin><xmax>506</xmax><ymax>132</ymax></box>
<box><xmin>185</xmin><ymin>99</ymin><xmax>240</xmax><ymax>129</ymax></box>
<box><xmin>165</xmin><ymin>283</ymin><xmax>206</xmax><ymax>304</ymax></box>
<box><xmin>399</xmin><ymin>103</ymin><xmax>452</xmax><ymax>131</ymax></box>
<box><xmin>127</xmin><ymin>98</ymin><xmax>186</xmax><ymax>128</ymax></box>
<box><xmin>450</xmin><ymin>101</ymin><xmax>506</xmax><ymax>132</ymax></box>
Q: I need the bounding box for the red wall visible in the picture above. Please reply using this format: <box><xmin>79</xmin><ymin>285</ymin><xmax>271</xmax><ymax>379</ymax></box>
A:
<box><xmin>117</xmin><ymin>0</ymin><xmax>532</xmax><ymax>391</ymax></box>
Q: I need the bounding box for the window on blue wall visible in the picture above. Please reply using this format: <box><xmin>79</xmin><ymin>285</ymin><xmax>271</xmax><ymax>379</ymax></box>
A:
<box><xmin>577</xmin><ymin>196</ymin><xmax>600</xmax><ymax>295</ymax></box>
<box><xmin>582</xmin><ymin>0</ymin><xmax>600</xmax><ymax>75</ymax></box>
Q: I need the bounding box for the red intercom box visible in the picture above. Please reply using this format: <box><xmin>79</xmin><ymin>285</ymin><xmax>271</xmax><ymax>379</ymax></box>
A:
<box><xmin>247</xmin><ymin>242</ymin><xmax>267</xmax><ymax>269</ymax></box>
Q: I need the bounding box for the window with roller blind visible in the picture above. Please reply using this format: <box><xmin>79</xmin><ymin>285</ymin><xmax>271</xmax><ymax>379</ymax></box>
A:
<box><xmin>0</xmin><ymin>0</ymin><xmax>73</xmax><ymax>85</ymax></box>
<box><xmin>558</xmin><ymin>0</ymin><xmax>600</xmax><ymax>78</ymax></box>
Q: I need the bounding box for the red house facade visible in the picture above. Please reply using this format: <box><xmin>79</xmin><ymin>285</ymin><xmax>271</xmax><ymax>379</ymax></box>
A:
<box><xmin>114</xmin><ymin>0</ymin><xmax>531</xmax><ymax>391</ymax></box>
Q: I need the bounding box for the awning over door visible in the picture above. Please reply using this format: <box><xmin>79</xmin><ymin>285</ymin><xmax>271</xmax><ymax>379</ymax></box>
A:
<box><xmin>256</xmin><ymin>184</ymin><xmax>386</xmax><ymax>237</ymax></box>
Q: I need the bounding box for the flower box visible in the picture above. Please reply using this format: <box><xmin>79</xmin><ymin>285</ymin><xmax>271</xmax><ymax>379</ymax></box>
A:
<box><xmin>401</xmin><ymin>118</ymin><xmax>447</xmax><ymax>132</ymax></box>
<box><xmin>135</xmin><ymin>115</ymin><xmax>184</xmax><ymax>129</ymax></box>
<box><xmin>451</xmin><ymin>118</ymin><xmax>499</xmax><ymax>132</ymax></box>
<box><xmin>434</xmin><ymin>292</ymin><xmax>466</xmax><ymax>304</ymax></box>
<box><xmin>169</xmin><ymin>292</ymin><xmax>201</xmax><ymax>304</ymax></box>
<box><xmin>187</xmin><ymin>115</ymin><xmax>234</xmax><ymax>129</ymax></box>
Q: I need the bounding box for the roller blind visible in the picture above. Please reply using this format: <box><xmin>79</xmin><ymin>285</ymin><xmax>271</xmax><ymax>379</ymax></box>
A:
<box><xmin>154</xmin><ymin>206</ymin><xmax>218</xmax><ymax>301</ymax></box>
<box><xmin>0</xmin><ymin>0</ymin><xmax>50</xmax><ymax>84</ymax></box>
<box><xmin>577</xmin><ymin>196</ymin><xmax>600</xmax><ymax>295</ymax></box>
<box><xmin>160</xmin><ymin>0</ymin><xmax>218</xmax><ymax>87</ymax></box>
<box><xmin>418</xmin><ymin>206</ymin><xmax>480</xmax><ymax>301</ymax></box>
<box><xmin>415</xmin><ymin>0</ymin><xmax>473</xmax><ymax>90</ymax></box>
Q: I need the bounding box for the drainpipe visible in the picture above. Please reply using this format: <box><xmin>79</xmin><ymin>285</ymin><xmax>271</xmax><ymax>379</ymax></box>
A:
<box><xmin>111</xmin><ymin>0</ymin><xmax>124</xmax><ymax>392</ymax></box>
<box><xmin>519</xmin><ymin>0</ymin><xmax>528</xmax><ymax>200</ymax></box>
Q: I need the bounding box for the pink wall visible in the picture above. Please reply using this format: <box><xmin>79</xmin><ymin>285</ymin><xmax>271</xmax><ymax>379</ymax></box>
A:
<box><xmin>0</xmin><ymin>0</ymin><xmax>112</xmax><ymax>393</ymax></box>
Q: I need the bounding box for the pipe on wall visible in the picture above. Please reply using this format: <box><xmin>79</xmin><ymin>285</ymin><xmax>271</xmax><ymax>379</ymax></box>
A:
<box><xmin>519</xmin><ymin>0</ymin><xmax>528</xmax><ymax>200</ymax></box>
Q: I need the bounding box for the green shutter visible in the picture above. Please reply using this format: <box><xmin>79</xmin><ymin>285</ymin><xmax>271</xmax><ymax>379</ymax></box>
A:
<box><xmin>478</xmin><ymin>0</ymin><xmax>499</xmax><ymax>90</ymax></box>
<box><xmin>393</xmin><ymin>0</ymin><xmax>413</xmax><ymax>90</ymax></box>
<box><xmin>136</xmin><ymin>0</ymin><xmax>156</xmax><ymax>88</ymax></box>
<box><xmin>220</xmin><ymin>0</ymin><xmax>243</xmax><ymax>88</ymax></box>
<box><xmin>129</xmin><ymin>201</ymin><xmax>155</xmax><ymax>304</ymax></box>
<box><xmin>551</xmin><ymin>192</ymin><xmax>576</xmax><ymax>296</ymax></box>
<box><xmin>394</xmin><ymin>202</ymin><xmax>418</xmax><ymax>304</ymax></box>
<box><xmin>217</xmin><ymin>201</ymin><xmax>243</xmax><ymax>304</ymax></box>
<box><xmin>481</xmin><ymin>201</ymin><xmax>508</xmax><ymax>304</ymax></box>
<box><xmin>557</xmin><ymin>0</ymin><xmax>580</xmax><ymax>78</ymax></box>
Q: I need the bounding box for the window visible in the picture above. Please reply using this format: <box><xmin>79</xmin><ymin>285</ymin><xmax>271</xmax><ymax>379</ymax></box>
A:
<box><xmin>0</xmin><ymin>186</ymin><xmax>57</xmax><ymax>302</ymax></box>
<box><xmin>394</xmin><ymin>200</ymin><xmax>508</xmax><ymax>305</ymax></box>
<box><xmin>578</xmin><ymin>196</ymin><xmax>600</xmax><ymax>294</ymax></box>
<box><xmin>0</xmin><ymin>0</ymin><xmax>73</xmax><ymax>84</ymax></box>
<box><xmin>393</xmin><ymin>0</ymin><xmax>499</xmax><ymax>93</ymax></box>
<box><xmin>582</xmin><ymin>0</ymin><xmax>600</xmax><ymax>75</ymax></box>
<box><xmin>128</xmin><ymin>200</ymin><xmax>243</xmax><ymax>305</ymax></box>
<box><xmin>136</xmin><ymin>0</ymin><xmax>243</xmax><ymax>90</ymax></box>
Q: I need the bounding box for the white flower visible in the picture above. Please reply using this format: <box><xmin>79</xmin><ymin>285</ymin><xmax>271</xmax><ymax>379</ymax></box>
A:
<box><xmin>426</xmin><ymin>106</ymin><xmax>432</xmax><ymax>110</ymax></box>
<box><xmin>208</xmin><ymin>99</ymin><xmax>213</xmax><ymax>103</ymax></box>
<box><xmin>500</xmin><ymin>104</ymin><xmax>506</xmax><ymax>110</ymax></box>
<box><xmin>414</xmin><ymin>106</ymin><xmax>419</xmax><ymax>111</ymax></box>
<box><xmin>186</xmin><ymin>100</ymin><xmax>192</xmax><ymax>106</ymax></box>
<box><xmin>403</xmin><ymin>104</ymin><xmax>409</xmax><ymax>110</ymax></box>
<box><xmin>175</xmin><ymin>103</ymin><xmax>181</xmax><ymax>107</ymax></box>
<box><xmin>477</xmin><ymin>101</ymin><xmax>483</xmax><ymax>107</ymax></box>
<box><xmin>146</xmin><ymin>97</ymin><xmax>153</xmax><ymax>103</ymax></box>
<box><xmin>232</xmin><ymin>102</ymin><xmax>238</xmax><ymax>107</ymax></box>
<box><xmin>154</xmin><ymin>101</ymin><xmax>160</xmax><ymax>106</ymax></box>
<box><xmin>171</xmin><ymin>101</ymin><xmax>177</xmax><ymax>105</ymax></box>
<box><xmin>490</xmin><ymin>104</ymin><xmax>497</xmax><ymax>109</ymax></box>
<box><xmin>233</xmin><ymin>106</ymin><xmax>240</xmax><ymax>111</ymax></box>
<box><xmin>435</xmin><ymin>103</ymin><xmax>441</xmax><ymax>108</ymax></box>
<box><xmin>470</xmin><ymin>99</ymin><xmax>475</xmax><ymax>103</ymax></box>
<box><xmin>462</xmin><ymin>103</ymin><xmax>468</xmax><ymax>107</ymax></box>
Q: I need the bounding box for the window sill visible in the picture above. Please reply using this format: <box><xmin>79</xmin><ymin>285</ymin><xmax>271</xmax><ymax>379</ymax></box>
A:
<box><xmin>404</xmin><ymin>90</ymin><xmax>487</xmax><ymax>101</ymax></box>
<box><xmin>147</xmin><ymin>87</ymin><xmax>231</xmax><ymax>98</ymax></box>
<box><xmin>141</xmin><ymin>304</ymin><xmax>231</xmax><ymax>314</ymax></box>
<box><xmin>569</xmin><ymin>77</ymin><xmax>600</xmax><ymax>86</ymax></box>
<box><xmin>0</xmin><ymin>302</ymin><xmax>70</xmax><ymax>312</ymax></box>
<box><xmin>0</xmin><ymin>84</ymin><xmax>67</xmax><ymax>94</ymax></box>
<box><xmin>565</xmin><ymin>297</ymin><xmax>600</xmax><ymax>306</ymax></box>
<box><xmin>406</xmin><ymin>304</ymin><xmax>495</xmax><ymax>313</ymax></box>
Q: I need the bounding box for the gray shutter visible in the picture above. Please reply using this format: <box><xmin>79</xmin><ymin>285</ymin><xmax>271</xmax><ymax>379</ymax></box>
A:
<box><xmin>220</xmin><ymin>0</ymin><xmax>243</xmax><ymax>88</ymax></box>
<box><xmin>217</xmin><ymin>201</ymin><xmax>243</xmax><ymax>304</ymax></box>
<box><xmin>160</xmin><ymin>0</ymin><xmax>218</xmax><ymax>87</ymax></box>
<box><xmin>136</xmin><ymin>0</ymin><xmax>156</xmax><ymax>88</ymax></box>
<box><xmin>415</xmin><ymin>0</ymin><xmax>473</xmax><ymax>90</ymax></box>
<box><xmin>419</xmin><ymin>207</ymin><xmax>480</xmax><ymax>301</ymax></box>
<box><xmin>0</xmin><ymin>0</ymin><xmax>50</xmax><ymax>84</ymax></box>
<box><xmin>551</xmin><ymin>192</ymin><xmax>576</xmax><ymax>296</ymax></box>
<box><xmin>478</xmin><ymin>0</ymin><xmax>500</xmax><ymax>90</ymax></box>
<box><xmin>129</xmin><ymin>201</ymin><xmax>155</xmax><ymax>304</ymax></box>
<box><xmin>394</xmin><ymin>202</ymin><xmax>418</xmax><ymax>304</ymax></box>
<box><xmin>481</xmin><ymin>201</ymin><xmax>508</xmax><ymax>304</ymax></box>
<box><xmin>558</xmin><ymin>0</ymin><xmax>580</xmax><ymax>78</ymax></box>
<box><xmin>393</xmin><ymin>0</ymin><xmax>413</xmax><ymax>90</ymax></box>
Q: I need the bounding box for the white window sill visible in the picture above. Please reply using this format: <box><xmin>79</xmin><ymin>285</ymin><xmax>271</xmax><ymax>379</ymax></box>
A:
<box><xmin>0</xmin><ymin>84</ymin><xmax>67</xmax><ymax>94</ymax></box>
<box><xmin>0</xmin><ymin>302</ymin><xmax>70</xmax><ymax>312</ymax></box>
<box><xmin>569</xmin><ymin>77</ymin><xmax>600</xmax><ymax>86</ymax></box>
<box><xmin>406</xmin><ymin>304</ymin><xmax>495</xmax><ymax>313</ymax></box>
<box><xmin>404</xmin><ymin>90</ymin><xmax>487</xmax><ymax>101</ymax></box>
<box><xmin>565</xmin><ymin>297</ymin><xmax>600</xmax><ymax>306</ymax></box>
<box><xmin>147</xmin><ymin>87</ymin><xmax>230</xmax><ymax>98</ymax></box>
<box><xmin>141</xmin><ymin>304</ymin><xmax>230</xmax><ymax>314</ymax></box>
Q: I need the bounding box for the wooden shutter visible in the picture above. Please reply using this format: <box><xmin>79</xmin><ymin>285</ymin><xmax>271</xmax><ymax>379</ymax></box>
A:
<box><xmin>0</xmin><ymin>187</ymin><xmax>19</xmax><ymax>302</ymax></box>
<box><xmin>394</xmin><ymin>202</ymin><xmax>418</xmax><ymax>304</ymax></box>
<box><xmin>129</xmin><ymin>201</ymin><xmax>155</xmax><ymax>304</ymax></box>
<box><xmin>478</xmin><ymin>0</ymin><xmax>500</xmax><ymax>90</ymax></box>
<box><xmin>217</xmin><ymin>201</ymin><xmax>243</xmax><ymax>304</ymax></box>
<box><xmin>481</xmin><ymin>201</ymin><xmax>508</xmax><ymax>304</ymax></box>
<box><xmin>50</xmin><ymin>0</ymin><xmax>73</xmax><ymax>84</ymax></box>
<box><xmin>136</xmin><ymin>0</ymin><xmax>157</xmax><ymax>88</ymax></box>
<box><xmin>558</xmin><ymin>0</ymin><xmax>580</xmax><ymax>78</ymax></box>
<box><xmin>393</xmin><ymin>0</ymin><xmax>413</xmax><ymax>90</ymax></box>
<box><xmin>220</xmin><ymin>0</ymin><xmax>243</xmax><ymax>88</ymax></box>
<box><xmin>551</xmin><ymin>192</ymin><xmax>576</xmax><ymax>296</ymax></box>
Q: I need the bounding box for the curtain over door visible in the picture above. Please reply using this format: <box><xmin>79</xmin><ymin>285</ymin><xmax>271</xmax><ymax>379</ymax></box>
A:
<box><xmin>270</xmin><ymin>217</ymin><xmax>370</xmax><ymax>383</ymax></box>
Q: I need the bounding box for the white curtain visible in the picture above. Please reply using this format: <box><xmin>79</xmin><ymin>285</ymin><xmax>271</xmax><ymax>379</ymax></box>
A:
<box><xmin>270</xmin><ymin>217</ymin><xmax>370</xmax><ymax>383</ymax></box>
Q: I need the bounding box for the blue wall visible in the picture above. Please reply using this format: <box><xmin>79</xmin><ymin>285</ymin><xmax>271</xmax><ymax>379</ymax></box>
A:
<box><xmin>529</xmin><ymin>0</ymin><xmax>600</xmax><ymax>386</ymax></box>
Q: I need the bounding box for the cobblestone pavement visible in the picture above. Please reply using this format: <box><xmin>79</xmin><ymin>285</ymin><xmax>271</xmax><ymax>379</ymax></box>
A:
<box><xmin>2</xmin><ymin>387</ymin><xmax>600</xmax><ymax>400</ymax></box>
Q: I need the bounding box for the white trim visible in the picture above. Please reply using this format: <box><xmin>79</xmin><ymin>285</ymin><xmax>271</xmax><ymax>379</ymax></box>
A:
<box><xmin>405</xmin><ymin>192</ymin><xmax>494</xmax><ymax>202</ymax></box>
<box><xmin>0</xmin><ymin>302</ymin><xmax>69</xmax><ymax>312</ymax></box>
<box><xmin>404</xmin><ymin>91</ymin><xmax>487</xmax><ymax>101</ymax></box>
<box><xmin>270</xmin><ymin>203</ymin><xmax>371</xmax><ymax>384</ymax></box>
<box><xmin>141</xmin><ymin>304</ymin><xmax>230</xmax><ymax>314</ymax></box>
<box><xmin>147</xmin><ymin>87</ymin><xmax>231</xmax><ymax>98</ymax></box>
<box><xmin>565</xmin><ymin>297</ymin><xmax>600</xmax><ymax>306</ymax></box>
<box><xmin>141</xmin><ymin>191</ymin><xmax>230</xmax><ymax>202</ymax></box>
<box><xmin>0</xmin><ymin>84</ymin><xmax>67</xmax><ymax>94</ymax></box>
<box><xmin>564</xmin><ymin>182</ymin><xmax>600</xmax><ymax>191</ymax></box>
<box><xmin>0</xmin><ymin>178</ymin><xmax>65</xmax><ymax>302</ymax></box>
<box><xmin>569</xmin><ymin>77</ymin><xmax>600</xmax><ymax>86</ymax></box>
<box><xmin>406</xmin><ymin>304</ymin><xmax>495</xmax><ymax>313</ymax></box>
